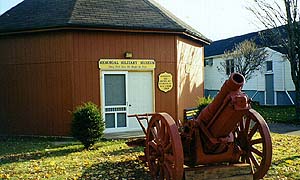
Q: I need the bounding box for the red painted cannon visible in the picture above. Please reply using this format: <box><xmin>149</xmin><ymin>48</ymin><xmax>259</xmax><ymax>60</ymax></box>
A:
<box><xmin>128</xmin><ymin>73</ymin><xmax>272</xmax><ymax>180</ymax></box>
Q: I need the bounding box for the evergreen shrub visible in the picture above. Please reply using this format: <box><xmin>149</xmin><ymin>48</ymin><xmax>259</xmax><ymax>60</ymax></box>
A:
<box><xmin>71</xmin><ymin>102</ymin><xmax>105</xmax><ymax>149</ymax></box>
<box><xmin>195</xmin><ymin>96</ymin><xmax>214</xmax><ymax>117</ymax></box>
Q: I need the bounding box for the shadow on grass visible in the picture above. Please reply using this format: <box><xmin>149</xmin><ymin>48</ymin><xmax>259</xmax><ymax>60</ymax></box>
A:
<box><xmin>0</xmin><ymin>136</ymin><xmax>83</xmax><ymax>164</ymax></box>
<box><xmin>0</xmin><ymin>136</ymin><xmax>78</xmax><ymax>154</ymax></box>
<box><xmin>78</xmin><ymin>143</ymin><xmax>151</xmax><ymax>179</ymax></box>
<box><xmin>106</xmin><ymin>145</ymin><xmax>144</xmax><ymax>156</ymax></box>
<box><xmin>272</xmin><ymin>155</ymin><xmax>300</xmax><ymax>165</ymax></box>
<box><xmin>79</xmin><ymin>159</ymin><xmax>151</xmax><ymax>180</ymax></box>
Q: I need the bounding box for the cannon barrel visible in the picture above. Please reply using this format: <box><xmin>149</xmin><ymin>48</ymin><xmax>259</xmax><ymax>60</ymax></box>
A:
<box><xmin>196</xmin><ymin>73</ymin><xmax>248</xmax><ymax>138</ymax></box>
<box><xmin>197</xmin><ymin>73</ymin><xmax>245</xmax><ymax>124</ymax></box>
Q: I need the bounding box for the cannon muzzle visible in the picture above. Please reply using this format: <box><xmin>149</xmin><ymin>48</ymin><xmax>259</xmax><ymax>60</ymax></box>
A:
<box><xmin>197</xmin><ymin>73</ymin><xmax>245</xmax><ymax>125</ymax></box>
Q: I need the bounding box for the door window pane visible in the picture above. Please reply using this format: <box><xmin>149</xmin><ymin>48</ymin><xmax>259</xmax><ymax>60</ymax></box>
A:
<box><xmin>117</xmin><ymin>113</ymin><xmax>126</xmax><ymax>127</ymax></box>
<box><xmin>104</xmin><ymin>74</ymin><xmax>126</xmax><ymax>106</ymax></box>
<box><xmin>105</xmin><ymin>113</ymin><xmax>115</xmax><ymax>128</ymax></box>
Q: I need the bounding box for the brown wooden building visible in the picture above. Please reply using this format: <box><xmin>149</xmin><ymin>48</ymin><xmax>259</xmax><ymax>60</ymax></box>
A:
<box><xmin>0</xmin><ymin>0</ymin><xmax>210</xmax><ymax>136</ymax></box>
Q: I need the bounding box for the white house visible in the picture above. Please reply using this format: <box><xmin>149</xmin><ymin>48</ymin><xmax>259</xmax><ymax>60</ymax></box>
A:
<box><xmin>204</xmin><ymin>32</ymin><xmax>295</xmax><ymax>105</ymax></box>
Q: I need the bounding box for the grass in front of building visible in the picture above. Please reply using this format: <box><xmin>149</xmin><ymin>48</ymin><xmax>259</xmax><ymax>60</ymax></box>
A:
<box><xmin>1</xmin><ymin>133</ymin><xmax>300</xmax><ymax>179</ymax></box>
<box><xmin>252</xmin><ymin>105</ymin><xmax>298</xmax><ymax>124</ymax></box>
<box><xmin>0</xmin><ymin>136</ymin><xmax>150</xmax><ymax>179</ymax></box>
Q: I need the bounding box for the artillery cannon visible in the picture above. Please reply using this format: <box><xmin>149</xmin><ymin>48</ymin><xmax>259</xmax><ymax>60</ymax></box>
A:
<box><xmin>128</xmin><ymin>73</ymin><xmax>272</xmax><ymax>180</ymax></box>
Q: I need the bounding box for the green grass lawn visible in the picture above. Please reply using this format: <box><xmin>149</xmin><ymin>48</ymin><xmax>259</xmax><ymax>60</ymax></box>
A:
<box><xmin>0</xmin><ymin>137</ymin><xmax>150</xmax><ymax>179</ymax></box>
<box><xmin>264</xmin><ymin>133</ymin><xmax>300</xmax><ymax>180</ymax></box>
<box><xmin>1</xmin><ymin>133</ymin><xmax>300</xmax><ymax>180</ymax></box>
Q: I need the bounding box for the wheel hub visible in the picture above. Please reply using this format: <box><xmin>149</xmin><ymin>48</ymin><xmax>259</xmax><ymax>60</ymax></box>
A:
<box><xmin>238</xmin><ymin>131</ymin><xmax>250</xmax><ymax>151</ymax></box>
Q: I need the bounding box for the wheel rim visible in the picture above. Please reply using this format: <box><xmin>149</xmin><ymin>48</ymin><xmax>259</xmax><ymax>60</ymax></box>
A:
<box><xmin>235</xmin><ymin>109</ymin><xmax>272</xmax><ymax>180</ymax></box>
<box><xmin>146</xmin><ymin>113</ymin><xmax>184</xmax><ymax>180</ymax></box>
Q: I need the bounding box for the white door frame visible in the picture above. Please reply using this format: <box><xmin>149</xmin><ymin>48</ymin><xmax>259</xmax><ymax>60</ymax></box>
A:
<box><xmin>101</xmin><ymin>71</ymin><xmax>128</xmax><ymax>133</ymax></box>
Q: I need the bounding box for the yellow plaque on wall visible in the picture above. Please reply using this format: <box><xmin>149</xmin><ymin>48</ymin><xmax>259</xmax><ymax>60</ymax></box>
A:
<box><xmin>158</xmin><ymin>72</ymin><xmax>173</xmax><ymax>93</ymax></box>
<box><xmin>99</xmin><ymin>59</ymin><xmax>155</xmax><ymax>70</ymax></box>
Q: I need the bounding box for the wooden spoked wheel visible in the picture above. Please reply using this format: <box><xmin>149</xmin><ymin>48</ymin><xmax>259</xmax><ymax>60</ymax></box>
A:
<box><xmin>235</xmin><ymin>109</ymin><xmax>272</xmax><ymax>180</ymax></box>
<box><xmin>145</xmin><ymin>113</ymin><xmax>184</xmax><ymax>180</ymax></box>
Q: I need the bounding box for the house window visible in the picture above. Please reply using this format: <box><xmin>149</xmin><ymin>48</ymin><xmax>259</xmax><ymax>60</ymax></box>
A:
<box><xmin>226</xmin><ymin>59</ymin><xmax>234</xmax><ymax>75</ymax></box>
<box><xmin>266</xmin><ymin>61</ymin><xmax>273</xmax><ymax>71</ymax></box>
<box><xmin>205</xmin><ymin>58</ymin><xmax>213</xmax><ymax>66</ymax></box>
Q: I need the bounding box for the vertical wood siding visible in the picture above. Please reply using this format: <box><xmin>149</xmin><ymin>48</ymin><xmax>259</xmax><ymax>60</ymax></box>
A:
<box><xmin>0</xmin><ymin>29</ymin><xmax>204</xmax><ymax>135</ymax></box>
<box><xmin>72</xmin><ymin>31</ymin><xmax>178</xmax><ymax>120</ymax></box>
<box><xmin>0</xmin><ymin>32</ymin><xmax>73</xmax><ymax>136</ymax></box>
<box><xmin>0</xmin><ymin>30</ymin><xmax>183</xmax><ymax>135</ymax></box>
<box><xmin>177</xmin><ymin>37</ymin><xmax>204</xmax><ymax>121</ymax></box>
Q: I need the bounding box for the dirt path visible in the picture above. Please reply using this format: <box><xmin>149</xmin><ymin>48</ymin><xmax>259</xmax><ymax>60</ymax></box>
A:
<box><xmin>103</xmin><ymin>123</ymin><xmax>300</xmax><ymax>139</ymax></box>
<box><xmin>268</xmin><ymin>122</ymin><xmax>300</xmax><ymax>136</ymax></box>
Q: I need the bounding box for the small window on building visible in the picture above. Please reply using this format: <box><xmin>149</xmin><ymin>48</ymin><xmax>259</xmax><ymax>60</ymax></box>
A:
<box><xmin>225</xmin><ymin>59</ymin><xmax>234</xmax><ymax>75</ymax></box>
<box><xmin>266</xmin><ymin>61</ymin><xmax>273</xmax><ymax>71</ymax></box>
<box><xmin>205</xmin><ymin>58</ymin><xmax>213</xmax><ymax>66</ymax></box>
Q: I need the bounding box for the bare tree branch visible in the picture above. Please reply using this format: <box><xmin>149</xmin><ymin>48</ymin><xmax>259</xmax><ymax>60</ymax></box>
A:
<box><xmin>249</xmin><ymin>0</ymin><xmax>300</xmax><ymax>120</ymax></box>
<box><xmin>218</xmin><ymin>40</ymin><xmax>268</xmax><ymax>81</ymax></box>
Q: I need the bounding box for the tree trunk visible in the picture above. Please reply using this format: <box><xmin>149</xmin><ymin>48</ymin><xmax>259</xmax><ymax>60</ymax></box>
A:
<box><xmin>284</xmin><ymin>0</ymin><xmax>300</xmax><ymax>122</ymax></box>
<box><xmin>295</xmin><ymin>84</ymin><xmax>300</xmax><ymax>122</ymax></box>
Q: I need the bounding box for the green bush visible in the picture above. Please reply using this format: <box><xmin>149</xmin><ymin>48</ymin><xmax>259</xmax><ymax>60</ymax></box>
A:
<box><xmin>195</xmin><ymin>96</ymin><xmax>213</xmax><ymax>117</ymax></box>
<box><xmin>71</xmin><ymin>102</ymin><xmax>105</xmax><ymax>149</ymax></box>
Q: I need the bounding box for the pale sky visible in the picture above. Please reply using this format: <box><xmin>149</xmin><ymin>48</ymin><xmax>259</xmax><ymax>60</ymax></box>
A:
<box><xmin>0</xmin><ymin>0</ymin><xmax>277</xmax><ymax>41</ymax></box>
<box><xmin>153</xmin><ymin>0</ymin><xmax>264</xmax><ymax>40</ymax></box>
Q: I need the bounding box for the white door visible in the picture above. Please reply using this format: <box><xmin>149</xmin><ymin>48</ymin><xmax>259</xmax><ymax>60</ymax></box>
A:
<box><xmin>128</xmin><ymin>72</ymin><xmax>154</xmax><ymax>130</ymax></box>
<box><xmin>102</xmin><ymin>72</ymin><xmax>128</xmax><ymax>133</ymax></box>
